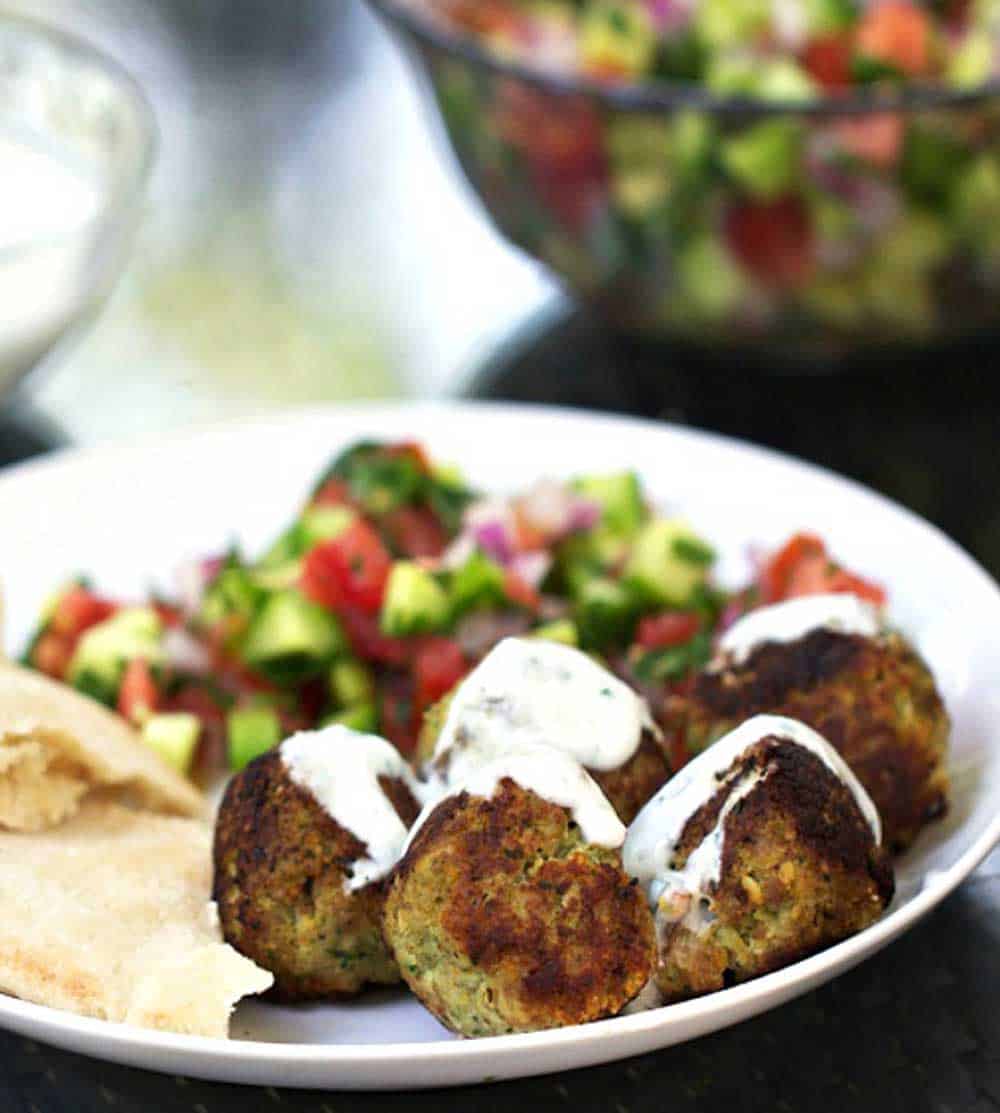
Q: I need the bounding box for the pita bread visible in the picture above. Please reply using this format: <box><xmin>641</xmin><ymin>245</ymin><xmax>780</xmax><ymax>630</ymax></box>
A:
<box><xmin>0</xmin><ymin>662</ymin><xmax>203</xmax><ymax>830</ymax></box>
<box><xmin>0</xmin><ymin>797</ymin><xmax>272</xmax><ymax>1036</ymax></box>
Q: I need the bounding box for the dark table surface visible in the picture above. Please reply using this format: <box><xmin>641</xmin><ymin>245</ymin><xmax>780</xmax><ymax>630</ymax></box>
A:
<box><xmin>4</xmin><ymin>316</ymin><xmax>1000</xmax><ymax>1111</ymax></box>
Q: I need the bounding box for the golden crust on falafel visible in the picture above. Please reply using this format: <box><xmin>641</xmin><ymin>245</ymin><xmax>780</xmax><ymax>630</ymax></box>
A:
<box><xmin>383</xmin><ymin>778</ymin><xmax>655</xmax><ymax>1037</ymax></box>
<box><xmin>212</xmin><ymin>750</ymin><xmax>419</xmax><ymax>1001</ymax></box>
<box><xmin>652</xmin><ymin>736</ymin><xmax>894</xmax><ymax>1003</ymax></box>
<box><xmin>663</xmin><ymin>629</ymin><xmax>949</xmax><ymax>852</ymax></box>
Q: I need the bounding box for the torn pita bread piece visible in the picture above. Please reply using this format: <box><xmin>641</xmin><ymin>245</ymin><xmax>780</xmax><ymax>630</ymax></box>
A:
<box><xmin>0</xmin><ymin>797</ymin><xmax>272</xmax><ymax>1036</ymax></box>
<box><xmin>0</xmin><ymin>662</ymin><xmax>203</xmax><ymax>831</ymax></box>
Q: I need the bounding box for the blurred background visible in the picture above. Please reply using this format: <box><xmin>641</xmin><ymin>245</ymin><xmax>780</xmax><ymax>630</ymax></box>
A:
<box><xmin>2</xmin><ymin>0</ymin><xmax>998</xmax><ymax>576</ymax></box>
<box><xmin>4</xmin><ymin>0</ymin><xmax>557</xmax><ymax>443</ymax></box>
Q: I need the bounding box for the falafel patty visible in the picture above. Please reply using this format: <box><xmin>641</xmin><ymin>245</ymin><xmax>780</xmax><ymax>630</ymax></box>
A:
<box><xmin>213</xmin><ymin>739</ymin><xmax>419</xmax><ymax>1001</ymax></box>
<box><xmin>663</xmin><ymin>628</ymin><xmax>949</xmax><ymax>852</ymax></box>
<box><xmin>383</xmin><ymin>777</ymin><xmax>656</xmax><ymax>1037</ymax></box>
<box><xmin>415</xmin><ymin>637</ymin><xmax>671</xmax><ymax>824</ymax></box>
<box><xmin>625</xmin><ymin>715</ymin><xmax>894</xmax><ymax>1004</ymax></box>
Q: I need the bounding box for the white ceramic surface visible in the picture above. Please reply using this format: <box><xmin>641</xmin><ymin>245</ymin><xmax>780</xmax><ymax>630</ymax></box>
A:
<box><xmin>1</xmin><ymin>401</ymin><xmax>998</xmax><ymax>1091</ymax></box>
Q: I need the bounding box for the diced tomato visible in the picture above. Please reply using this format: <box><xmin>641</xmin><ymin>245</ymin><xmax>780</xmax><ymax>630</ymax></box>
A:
<box><xmin>151</xmin><ymin>600</ymin><xmax>184</xmax><ymax>628</ymax></box>
<box><xmin>33</xmin><ymin>632</ymin><xmax>73</xmax><ymax>679</ymax></box>
<box><xmin>832</xmin><ymin>113</ymin><xmax>904</xmax><ymax>169</ymax></box>
<box><xmin>446</xmin><ymin>0</ymin><xmax>522</xmax><ymax>36</ymax></box>
<box><xmin>786</xmin><ymin>560</ymin><xmax>888</xmax><ymax>605</ymax></box>
<box><xmin>49</xmin><ymin>587</ymin><xmax>116</xmax><ymax>640</ymax></box>
<box><xmin>414</xmin><ymin>638</ymin><xmax>468</xmax><ymax>712</ymax></box>
<box><xmin>381</xmin><ymin>505</ymin><xmax>449</xmax><ymax>559</ymax></box>
<box><xmin>758</xmin><ymin>533</ymin><xmax>827</xmax><ymax>604</ymax></box>
<box><xmin>503</xmin><ymin>569</ymin><xmax>541</xmax><ymax>613</ymax></box>
<box><xmin>340</xmin><ymin>607</ymin><xmax>411</xmax><ymax>667</ymax></box>
<box><xmin>725</xmin><ymin>196</ymin><xmax>815</xmax><ymax>289</ymax></box>
<box><xmin>301</xmin><ymin>521</ymin><xmax>392</xmax><ymax>615</ymax></box>
<box><xmin>758</xmin><ymin>532</ymin><xmax>887</xmax><ymax>606</ymax></box>
<box><xmin>117</xmin><ymin>659</ymin><xmax>159</xmax><ymax>724</ymax></box>
<box><xmin>379</xmin><ymin>672</ymin><xmax>419</xmax><ymax>757</ymax></box>
<box><xmin>802</xmin><ymin>33</ymin><xmax>853</xmax><ymax>90</ymax></box>
<box><xmin>636</xmin><ymin>611</ymin><xmax>701</xmax><ymax>650</ymax></box>
<box><xmin>311</xmin><ymin>478</ymin><xmax>354</xmax><ymax>508</ymax></box>
<box><xmin>855</xmin><ymin>0</ymin><xmax>932</xmax><ymax>76</ymax></box>
<box><xmin>497</xmin><ymin>84</ymin><xmax>608</xmax><ymax>232</ymax></box>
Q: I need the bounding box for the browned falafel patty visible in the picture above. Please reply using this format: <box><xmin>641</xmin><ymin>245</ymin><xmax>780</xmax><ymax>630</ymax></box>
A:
<box><xmin>651</xmin><ymin>735</ymin><xmax>894</xmax><ymax>1003</ymax></box>
<box><xmin>212</xmin><ymin>750</ymin><xmax>419</xmax><ymax>1001</ymax></box>
<box><xmin>663</xmin><ymin>629</ymin><xmax>949</xmax><ymax>852</ymax></box>
<box><xmin>383</xmin><ymin>778</ymin><xmax>656</xmax><ymax>1037</ymax></box>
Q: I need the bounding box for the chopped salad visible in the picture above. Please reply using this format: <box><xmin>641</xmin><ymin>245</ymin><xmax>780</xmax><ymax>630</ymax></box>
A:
<box><xmin>22</xmin><ymin>439</ymin><xmax>885</xmax><ymax>780</ymax></box>
<box><xmin>423</xmin><ymin>0</ymin><xmax>998</xmax><ymax>93</ymax></box>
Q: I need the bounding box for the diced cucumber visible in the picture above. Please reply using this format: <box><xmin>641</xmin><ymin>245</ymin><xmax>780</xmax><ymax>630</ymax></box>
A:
<box><xmin>141</xmin><ymin>712</ymin><xmax>200</xmax><ymax>775</ymax></box>
<box><xmin>249</xmin><ymin>561</ymin><xmax>302</xmax><ymax>592</ymax></box>
<box><xmin>559</xmin><ymin>528</ymin><xmax>631</xmax><ymax>597</ymax></box>
<box><xmin>573</xmin><ymin>472</ymin><xmax>647</xmax><ymax>536</ymax></box>
<box><xmin>696</xmin><ymin>0</ymin><xmax>769</xmax><ymax>48</ymax></box>
<box><xmin>902</xmin><ymin>127</ymin><xmax>970</xmax><ymax>207</ymax></box>
<box><xmin>948</xmin><ymin>31</ymin><xmax>994</xmax><ymax>87</ymax></box>
<box><xmin>299</xmin><ymin>505</ymin><xmax>355</xmax><ymax>548</ymax></box>
<box><xmin>329</xmin><ymin>658</ymin><xmax>375</xmax><ymax>708</ymax></box>
<box><xmin>242</xmin><ymin>590</ymin><xmax>346</xmax><ymax>682</ymax></box>
<box><xmin>68</xmin><ymin>607</ymin><xmax>165</xmax><ymax>702</ymax></box>
<box><xmin>623</xmin><ymin>519</ymin><xmax>715</xmax><ymax>606</ymax></box>
<box><xmin>531</xmin><ymin>620</ymin><xmax>580</xmax><ymax>647</ymax></box>
<box><xmin>450</xmin><ymin>551</ymin><xmax>507</xmax><ymax>616</ymax></box>
<box><xmin>199</xmin><ymin>565</ymin><xmax>262</xmax><ymax>632</ymax></box>
<box><xmin>579</xmin><ymin>2</ymin><xmax>657</xmax><ymax>78</ymax></box>
<box><xmin>676</xmin><ymin>237</ymin><xmax>747</xmax><ymax>321</ymax></box>
<box><xmin>227</xmin><ymin>707</ymin><xmax>282</xmax><ymax>771</ymax></box>
<box><xmin>575</xmin><ymin>577</ymin><xmax>637</xmax><ymax>651</ymax></box>
<box><xmin>381</xmin><ymin>562</ymin><xmax>450</xmax><ymax>637</ymax></box>
<box><xmin>258</xmin><ymin>506</ymin><xmax>355</xmax><ymax>572</ymax></box>
<box><xmin>721</xmin><ymin>120</ymin><xmax>802</xmax><ymax>200</ymax></box>
<box><xmin>260</xmin><ymin>523</ymin><xmax>306</xmax><ymax>569</ymax></box>
<box><xmin>321</xmin><ymin>703</ymin><xmax>379</xmax><ymax>733</ymax></box>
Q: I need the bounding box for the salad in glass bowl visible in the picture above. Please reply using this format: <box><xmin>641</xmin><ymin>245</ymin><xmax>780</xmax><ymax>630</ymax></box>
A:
<box><xmin>373</xmin><ymin>0</ymin><xmax>1000</xmax><ymax>356</ymax></box>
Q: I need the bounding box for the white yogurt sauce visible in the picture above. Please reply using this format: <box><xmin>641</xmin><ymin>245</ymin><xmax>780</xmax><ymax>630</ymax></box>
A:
<box><xmin>623</xmin><ymin>714</ymin><xmax>882</xmax><ymax>932</ymax></box>
<box><xmin>281</xmin><ymin>726</ymin><xmax>419</xmax><ymax>892</ymax></box>
<box><xmin>406</xmin><ymin>737</ymin><xmax>627</xmax><ymax>853</ymax></box>
<box><xmin>431</xmin><ymin>637</ymin><xmax>656</xmax><ymax>774</ymax></box>
<box><xmin>718</xmin><ymin>593</ymin><xmax>881</xmax><ymax>666</ymax></box>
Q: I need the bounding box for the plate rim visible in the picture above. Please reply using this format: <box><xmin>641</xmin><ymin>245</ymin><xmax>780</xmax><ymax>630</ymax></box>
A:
<box><xmin>2</xmin><ymin>399</ymin><xmax>998</xmax><ymax>1075</ymax></box>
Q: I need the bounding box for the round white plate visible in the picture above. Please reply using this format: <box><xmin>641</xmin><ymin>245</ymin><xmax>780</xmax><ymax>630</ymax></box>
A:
<box><xmin>1</xmin><ymin>401</ymin><xmax>998</xmax><ymax>1091</ymax></box>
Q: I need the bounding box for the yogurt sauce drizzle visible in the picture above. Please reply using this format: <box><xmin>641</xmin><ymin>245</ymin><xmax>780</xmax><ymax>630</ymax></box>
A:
<box><xmin>623</xmin><ymin>714</ymin><xmax>882</xmax><ymax>931</ymax></box>
<box><xmin>718</xmin><ymin>593</ymin><xmax>881</xmax><ymax>666</ymax></box>
<box><xmin>406</xmin><ymin>736</ymin><xmax>627</xmax><ymax>853</ymax></box>
<box><xmin>431</xmin><ymin>636</ymin><xmax>656</xmax><ymax>773</ymax></box>
<box><xmin>281</xmin><ymin>726</ymin><xmax>420</xmax><ymax>892</ymax></box>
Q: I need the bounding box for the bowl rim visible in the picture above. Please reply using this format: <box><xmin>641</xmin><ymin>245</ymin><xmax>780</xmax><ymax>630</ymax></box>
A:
<box><xmin>0</xmin><ymin>11</ymin><xmax>157</xmax><ymax>223</ymax></box>
<box><xmin>369</xmin><ymin>0</ymin><xmax>1000</xmax><ymax>117</ymax></box>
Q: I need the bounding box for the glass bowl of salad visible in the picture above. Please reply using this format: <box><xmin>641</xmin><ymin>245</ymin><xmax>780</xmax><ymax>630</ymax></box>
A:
<box><xmin>369</xmin><ymin>0</ymin><xmax>1000</xmax><ymax>358</ymax></box>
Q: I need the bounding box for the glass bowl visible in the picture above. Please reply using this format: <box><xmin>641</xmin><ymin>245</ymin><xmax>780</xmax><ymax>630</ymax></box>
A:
<box><xmin>0</xmin><ymin>14</ymin><xmax>155</xmax><ymax>403</ymax></box>
<box><xmin>370</xmin><ymin>0</ymin><xmax>1000</xmax><ymax>360</ymax></box>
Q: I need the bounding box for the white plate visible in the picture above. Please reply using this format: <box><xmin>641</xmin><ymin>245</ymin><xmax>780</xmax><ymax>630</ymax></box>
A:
<box><xmin>1</xmin><ymin>401</ymin><xmax>998</xmax><ymax>1091</ymax></box>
